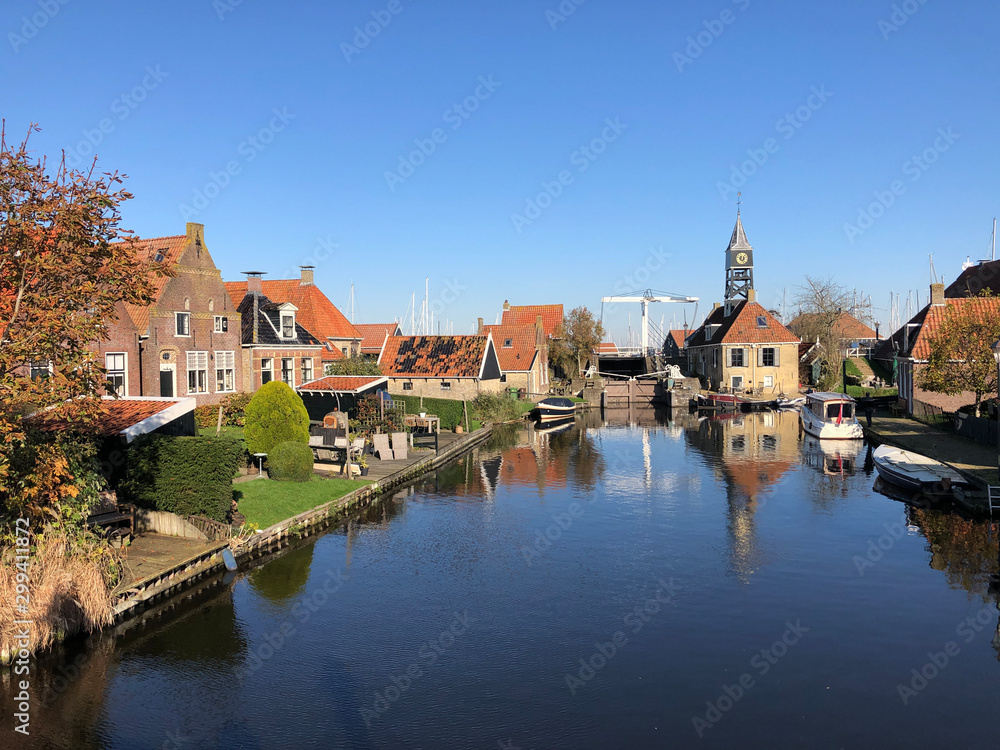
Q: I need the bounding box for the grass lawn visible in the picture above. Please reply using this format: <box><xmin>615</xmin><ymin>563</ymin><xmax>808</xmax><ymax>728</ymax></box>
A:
<box><xmin>845</xmin><ymin>385</ymin><xmax>899</xmax><ymax>398</ymax></box>
<box><xmin>234</xmin><ymin>475</ymin><xmax>371</xmax><ymax>529</ymax></box>
<box><xmin>199</xmin><ymin>425</ymin><xmax>246</xmax><ymax>441</ymax></box>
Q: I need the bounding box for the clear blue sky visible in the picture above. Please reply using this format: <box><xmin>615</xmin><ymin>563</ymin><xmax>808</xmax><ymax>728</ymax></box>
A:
<box><xmin>4</xmin><ymin>0</ymin><xmax>999</xmax><ymax>343</ymax></box>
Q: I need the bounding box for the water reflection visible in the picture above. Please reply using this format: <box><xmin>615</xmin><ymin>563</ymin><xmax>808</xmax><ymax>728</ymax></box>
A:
<box><xmin>247</xmin><ymin>543</ymin><xmax>315</xmax><ymax>607</ymax></box>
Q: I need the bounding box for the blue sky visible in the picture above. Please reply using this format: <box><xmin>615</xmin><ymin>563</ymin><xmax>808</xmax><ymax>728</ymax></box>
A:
<box><xmin>4</xmin><ymin>0</ymin><xmax>999</xmax><ymax>343</ymax></box>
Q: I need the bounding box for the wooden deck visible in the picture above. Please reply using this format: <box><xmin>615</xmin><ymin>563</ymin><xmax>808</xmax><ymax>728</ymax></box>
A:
<box><xmin>312</xmin><ymin>431</ymin><xmax>470</xmax><ymax>482</ymax></box>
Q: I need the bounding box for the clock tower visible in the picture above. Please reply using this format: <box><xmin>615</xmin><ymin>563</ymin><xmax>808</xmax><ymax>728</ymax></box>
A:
<box><xmin>724</xmin><ymin>208</ymin><xmax>754</xmax><ymax>306</ymax></box>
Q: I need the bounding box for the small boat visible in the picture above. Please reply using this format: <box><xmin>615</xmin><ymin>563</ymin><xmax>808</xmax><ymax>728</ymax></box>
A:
<box><xmin>776</xmin><ymin>396</ymin><xmax>806</xmax><ymax>410</ymax></box>
<box><xmin>536</xmin><ymin>397</ymin><xmax>576</xmax><ymax>423</ymax></box>
<box><xmin>871</xmin><ymin>444</ymin><xmax>969</xmax><ymax>494</ymax></box>
<box><xmin>799</xmin><ymin>392</ymin><xmax>864</xmax><ymax>439</ymax></box>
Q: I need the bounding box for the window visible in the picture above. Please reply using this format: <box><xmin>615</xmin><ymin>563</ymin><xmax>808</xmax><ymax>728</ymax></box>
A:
<box><xmin>760</xmin><ymin>347</ymin><xmax>778</xmax><ymax>367</ymax></box>
<box><xmin>214</xmin><ymin>316</ymin><xmax>228</xmax><ymax>333</ymax></box>
<box><xmin>341</xmin><ymin>347</ymin><xmax>348</xmax><ymax>355</ymax></box>
<box><xmin>106</xmin><ymin>353</ymin><xmax>126</xmax><ymax>396</ymax></box>
<box><xmin>441</xmin><ymin>381</ymin><xmax>452</xmax><ymax>391</ymax></box>
<box><xmin>29</xmin><ymin>361</ymin><xmax>52</xmax><ymax>380</ymax></box>
<box><xmin>153</xmin><ymin>248</ymin><xmax>166</xmax><ymax>263</ymax></box>
<box><xmin>731</xmin><ymin>375</ymin><xmax>743</xmax><ymax>391</ymax></box>
<box><xmin>503</xmin><ymin>338</ymin><xmax>513</xmax><ymax>348</ymax></box>
<box><xmin>301</xmin><ymin>357</ymin><xmax>313</xmax><ymax>384</ymax></box>
<box><xmin>729</xmin><ymin>348</ymin><xmax>744</xmax><ymax>367</ymax></box>
<box><xmin>176</xmin><ymin>312</ymin><xmax>190</xmax><ymax>336</ymax></box>
<box><xmin>764</xmin><ymin>375</ymin><xmax>774</xmax><ymax>388</ymax></box>
<box><xmin>261</xmin><ymin>358</ymin><xmax>273</xmax><ymax>385</ymax></box>
<box><xmin>403</xmin><ymin>382</ymin><xmax>413</xmax><ymax>391</ymax></box>
<box><xmin>713</xmin><ymin>348</ymin><xmax>718</xmax><ymax>368</ymax></box>
<box><xmin>281</xmin><ymin>315</ymin><xmax>294</xmax><ymax>339</ymax></box>
<box><xmin>187</xmin><ymin>351</ymin><xmax>208</xmax><ymax>394</ymax></box>
<box><xmin>281</xmin><ymin>358</ymin><xmax>294</xmax><ymax>385</ymax></box>
<box><xmin>757</xmin><ymin>315</ymin><xmax>768</xmax><ymax>328</ymax></box>
<box><xmin>216</xmin><ymin>351</ymin><xmax>235</xmax><ymax>393</ymax></box>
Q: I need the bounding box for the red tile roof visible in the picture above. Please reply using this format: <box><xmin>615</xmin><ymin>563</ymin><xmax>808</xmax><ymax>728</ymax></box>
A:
<box><xmin>501</xmin><ymin>304</ymin><xmax>563</xmax><ymax>337</ymax></box>
<box><xmin>31</xmin><ymin>397</ymin><xmax>195</xmax><ymax>438</ymax></box>
<box><xmin>687</xmin><ymin>301</ymin><xmax>800</xmax><ymax>347</ymax></box>
<box><xmin>354</xmin><ymin>323</ymin><xmax>402</xmax><ymax>354</ymax></box>
<box><xmin>902</xmin><ymin>298</ymin><xmax>1000</xmax><ymax>360</ymax></box>
<box><xmin>668</xmin><ymin>330</ymin><xmax>687</xmax><ymax>349</ymax></box>
<box><xmin>484</xmin><ymin>324</ymin><xmax>538</xmax><ymax>371</ymax></box>
<box><xmin>225</xmin><ymin>280</ymin><xmax>360</xmax><ymax>342</ymax></box>
<box><xmin>297</xmin><ymin>376</ymin><xmax>387</xmax><ymax>393</ymax></box>
<box><xmin>379</xmin><ymin>335</ymin><xmax>490</xmax><ymax>377</ymax></box>
<box><xmin>789</xmin><ymin>311</ymin><xmax>878</xmax><ymax>341</ymax></box>
<box><xmin>122</xmin><ymin>235</ymin><xmax>189</xmax><ymax>334</ymax></box>
<box><xmin>595</xmin><ymin>342</ymin><xmax>619</xmax><ymax>354</ymax></box>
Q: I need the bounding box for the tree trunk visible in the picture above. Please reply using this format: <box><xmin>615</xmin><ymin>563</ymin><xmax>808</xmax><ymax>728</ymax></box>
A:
<box><xmin>974</xmin><ymin>392</ymin><xmax>982</xmax><ymax>418</ymax></box>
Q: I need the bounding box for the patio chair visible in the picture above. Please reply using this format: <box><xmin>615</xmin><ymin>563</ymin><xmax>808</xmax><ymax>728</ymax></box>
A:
<box><xmin>372</xmin><ymin>433</ymin><xmax>394</xmax><ymax>460</ymax></box>
<box><xmin>391</xmin><ymin>432</ymin><xmax>408</xmax><ymax>461</ymax></box>
<box><xmin>349</xmin><ymin>437</ymin><xmax>365</xmax><ymax>460</ymax></box>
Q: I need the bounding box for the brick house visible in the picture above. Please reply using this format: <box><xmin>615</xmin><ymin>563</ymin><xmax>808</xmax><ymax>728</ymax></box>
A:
<box><xmin>686</xmin><ymin>291</ymin><xmax>800</xmax><ymax>395</ymax></box>
<box><xmin>94</xmin><ymin>222</ymin><xmax>245</xmax><ymax>405</ymax></box>
<box><xmin>875</xmin><ymin>282</ymin><xmax>1000</xmax><ymax>415</ymax></box>
<box><xmin>378</xmin><ymin>334</ymin><xmax>504</xmax><ymax>399</ymax></box>
<box><xmin>482</xmin><ymin>320</ymin><xmax>549</xmax><ymax>396</ymax></box>
<box><xmin>225</xmin><ymin>266</ymin><xmax>360</xmax><ymax>372</ymax></box>
<box><xmin>788</xmin><ymin>310</ymin><xmax>880</xmax><ymax>356</ymax></box>
<box><xmin>231</xmin><ymin>274</ymin><xmax>325</xmax><ymax>390</ymax></box>
<box><xmin>354</xmin><ymin>322</ymin><xmax>402</xmax><ymax>358</ymax></box>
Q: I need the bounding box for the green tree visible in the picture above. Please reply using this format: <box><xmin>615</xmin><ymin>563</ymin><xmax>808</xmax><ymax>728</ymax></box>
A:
<box><xmin>551</xmin><ymin>306</ymin><xmax>605</xmax><ymax>377</ymax></box>
<box><xmin>917</xmin><ymin>293</ymin><xmax>1000</xmax><ymax>417</ymax></box>
<box><xmin>324</xmin><ymin>357</ymin><xmax>382</xmax><ymax>376</ymax></box>
<box><xmin>244</xmin><ymin>381</ymin><xmax>310</xmax><ymax>455</ymax></box>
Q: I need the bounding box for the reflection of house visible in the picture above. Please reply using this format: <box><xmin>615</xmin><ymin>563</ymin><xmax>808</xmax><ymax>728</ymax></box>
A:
<box><xmin>233</xmin><ymin>275</ymin><xmax>324</xmax><ymax>390</ymax></box>
<box><xmin>96</xmin><ymin>223</ymin><xmax>245</xmax><ymax>404</ymax></box>
<box><xmin>225</xmin><ymin>266</ymin><xmax>360</xmax><ymax>371</ymax></box>
<box><xmin>874</xmin><ymin>282</ymin><xmax>1000</xmax><ymax>414</ymax></box>
<box><xmin>379</xmin><ymin>334</ymin><xmax>504</xmax><ymax>399</ymax></box>
<box><xmin>788</xmin><ymin>310</ymin><xmax>879</xmax><ymax>355</ymax></box>
<box><xmin>482</xmin><ymin>320</ymin><xmax>549</xmax><ymax>395</ymax></box>
<box><xmin>354</xmin><ymin>322</ymin><xmax>402</xmax><ymax>358</ymax></box>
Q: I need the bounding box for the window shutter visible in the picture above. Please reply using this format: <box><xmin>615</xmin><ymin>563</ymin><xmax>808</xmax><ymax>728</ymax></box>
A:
<box><xmin>773</xmin><ymin>348</ymin><xmax>780</xmax><ymax>367</ymax></box>
<box><xmin>757</xmin><ymin>347</ymin><xmax>763</xmax><ymax>367</ymax></box>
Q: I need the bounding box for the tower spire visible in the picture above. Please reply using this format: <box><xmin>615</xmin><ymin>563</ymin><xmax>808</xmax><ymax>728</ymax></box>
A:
<box><xmin>724</xmin><ymin>203</ymin><xmax>754</xmax><ymax>307</ymax></box>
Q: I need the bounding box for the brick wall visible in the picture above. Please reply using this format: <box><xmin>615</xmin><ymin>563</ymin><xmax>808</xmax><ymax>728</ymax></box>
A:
<box><xmin>385</xmin><ymin>377</ymin><xmax>504</xmax><ymax>400</ymax></box>
<box><xmin>246</xmin><ymin>347</ymin><xmax>324</xmax><ymax>391</ymax></box>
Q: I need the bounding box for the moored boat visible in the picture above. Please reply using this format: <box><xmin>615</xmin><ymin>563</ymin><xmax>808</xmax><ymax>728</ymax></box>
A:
<box><xmin>799</xmin><ymin>392</ymin><xmax>864</xmax><ymax>439</ymax></box>
<box><xmin>776</xmin><ymin>396</ymin><xmax>806</xmax><ymax>410</ymax></box>
<box><xmin>871</xmin><ymin>444</ymin><xmax>969</xmax><ymax>493</ymax></box>
<box><xmin>536</xmin><ymin>397</ymin><xmax>576</xmax><ymax>423</ymax></box>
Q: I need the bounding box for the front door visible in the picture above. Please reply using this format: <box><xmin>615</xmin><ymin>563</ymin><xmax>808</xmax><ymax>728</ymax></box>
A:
<box><xmin>160</xmin><ymin>368</ymin><xmax>174</xmax><ymax>397</ymax></box>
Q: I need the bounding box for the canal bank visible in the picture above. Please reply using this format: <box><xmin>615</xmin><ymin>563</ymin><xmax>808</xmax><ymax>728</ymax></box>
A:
<box><xmin>863</xmin><ymin>415</ymin><xmax>995</xmax><ymax>513</ymax></box>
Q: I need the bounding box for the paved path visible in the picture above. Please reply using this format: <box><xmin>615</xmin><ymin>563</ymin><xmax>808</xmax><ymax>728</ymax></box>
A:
<box><xmin>865</xmin><ymin>415</ymin><xmax>998</xmax><ymax>490</ymax></box>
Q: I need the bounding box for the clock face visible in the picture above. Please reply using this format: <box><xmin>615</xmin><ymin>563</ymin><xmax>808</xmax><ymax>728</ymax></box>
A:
<box><xmin>736</xmin><ymin>252</ymin><xmax>749</xmax><ymax>265</ymax></box>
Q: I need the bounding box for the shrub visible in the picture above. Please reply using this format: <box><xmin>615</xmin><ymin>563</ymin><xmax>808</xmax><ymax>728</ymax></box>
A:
<box><xmin>393</xmin><ymin>395</ymin><xmax>469</xmax><ymax>430</ymax></box>
<box><xmin>244</xmin><ymin>381</ymin><xmax>310</xmax><ymax>455</ymax></box>
<box><xmin>221</xmin><ymin>392</ymin><xmax>252</xmax><ymax>427</ymax></box>
<box><xmin>194</xmin><ymin>404</ymin><xmax>218</xmax><ymax>428</ymax></box>
<box><xmin>471</xmin><ymin>392</ymin><xmax>521</xmax><ymax>424</ymax></box>
<box><xmin>268</xmin><ymin>440</ymin><xmax>315</xmax><ymax>482</ymax></box>
<box><xmin>123</xmin><ymin>435</ymin><xmax>244</xmax><ymax>522</ymax></box>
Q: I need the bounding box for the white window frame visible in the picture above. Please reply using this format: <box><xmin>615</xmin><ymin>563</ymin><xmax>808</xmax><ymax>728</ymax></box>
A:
<box><xmin>281</xmin><ymin>357</ymin><xmax>295</xmax><ymax>385</ymax></box>
<box><xmin>764</xmin><ymin>375</ymin><xmax>774</xmax><ymax>388</ymax></box>
<box><xmin>731</xmin><ymin>375</ymin><xmax>744</xmax><ymax>391</ymax></box>
<box><xmin>441</xmin><ymin>381</ymin><xmax>452</xmax><ymax>391</ymax></box>
<box><xmin>261</xmin><ymin>357</ymin><xmax>273</xmax><ymax>385</ymax></box>
<box><xmin>301</xmin><ymin>357</ymin><xmax>313</xmax><ymax>384</ymax></box>
<box><xmin>176</xmin><ymin>312</ymin><xmax>191</xmax><ymax>337</ymax></box>
<box><xmin>760</xmin><ymin>347</ymin><xmax>778</xmax><ymax>368</ymax></box>
<box><xmin>729</xmin><ymin>348</ymin><xmax>744</xmax><ymax>368</ymax></box>
<box><xmin>186</xmin><ymin>351</ymin><xmax>209</xmax><ymax>394</ymax></box>
<box><xmin>214</xmin><ymin>315</ymin><xmax>228</xmax><ymax>333</ymax></box>
<box><xmin>105</xmin><ymin>352</ymin><xmax>127</xmax><ymax>396</ymax></box>
<box><xmin>402</xmin><ymin>381</ymin><xmax>413</xmax><ymax>391</ymax></box>
<box><xmin>280</xmin><ymin>314</ymin><xmax>295</xmax><ymax>340</ymax></box>
<box><xmin>29</xmin><ymin>360</ymin><xmax>53</xmax><ymax>380</ymax></box>
<box><xmin>215</xmin><ymin>351</ymin><xmax>236</xmax><ymax>393</ymax></box>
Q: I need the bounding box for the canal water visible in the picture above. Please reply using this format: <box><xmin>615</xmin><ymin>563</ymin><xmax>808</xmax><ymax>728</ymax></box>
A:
<box><xmin>4</xmin><ymin>409</ymin><xmax>1000</xmax><ymax>749</ymax></box>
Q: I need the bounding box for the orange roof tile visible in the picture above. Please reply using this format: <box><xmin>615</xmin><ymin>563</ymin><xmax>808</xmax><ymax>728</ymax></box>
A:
<box><xmin>483</xmin><ymin>324</ymin><xmax>537</xmax><ymax>371</ymax></box>
<box><xmin>224</xmin><ymin>280</ymin><xmax>360</xmax><ymax>342</ymax></box>
<box><xmin>668</xmin><ymin>330</ymin><xmax>687</xmax><ymax>348</ymax></box>
<box><xmin>354</xmin><ymin>323</ymin><xmax>402</xmax><ymax>354</ymax></box>
<box><xmin>906</xmin><ymin>298</ymin><xmax>1000</xmax><ymax>360</ymax></box>
<box><xmin>501</xmin><ymin>304</ymin><xmax>563</xmax><ymax>337</ymax></box>
<box><xmin>297</xmin><ymin>375</ymin><xmax>387</xmax><ymax>393</ymax></box>
<box><xmin>379</xmin><ymin>335</ymin><xmax>490</xmax><ymax>377</ymax></box>
<box><xmin>122</xmin><ymin>235</ymin><xmax>188</xmax><ymax>333</ymax></box>
<box><xmin>789</xmin><ymin>311</ymin><xmax>878</xmax><ymax>341</ymax></box>
<box><xmin>687</xmin><ymin>301</ymin><xmax>799</xmax><ymax>347</ymax></box>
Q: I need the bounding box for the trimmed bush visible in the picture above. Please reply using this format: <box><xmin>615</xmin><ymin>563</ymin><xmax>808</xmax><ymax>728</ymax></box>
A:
<box><xmin>244</xmin><ymin>381</ymin><xmax>310</xmax><ymax>455</ymax></box>
<box><xmin>394</xmin><ymin>395</ymin><xmax>470</xmax><ymax>430</ymax></box>
<box><xmin>268</xmin><ymin>440</ymin><xmax>315</xmax><ymax>482</ymax></box>
<box><xmin>471</xmin><ymin>392</ymin><xmax>521</xmax><ymax>424</ymax></box>
<box><xmin>123</xmin><ymin>435</ymin><xmax>244</xmax><ymax>522</ymax></box>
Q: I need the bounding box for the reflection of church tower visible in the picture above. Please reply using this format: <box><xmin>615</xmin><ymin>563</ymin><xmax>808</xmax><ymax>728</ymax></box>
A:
<box><xmin>724</xmin><ymin>207</ymin><xmax>755</xmax><ymax>308</ymax></box>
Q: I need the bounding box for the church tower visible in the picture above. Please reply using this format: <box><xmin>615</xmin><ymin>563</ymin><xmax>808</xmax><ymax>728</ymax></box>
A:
<box><xmin>724</xmin><ymin>207</ymin><xmax>754</xmax><ymax>309</ymax></box>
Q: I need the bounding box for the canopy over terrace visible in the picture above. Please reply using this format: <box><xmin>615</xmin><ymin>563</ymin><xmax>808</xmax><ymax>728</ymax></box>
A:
<box><xmin>296</xmin><ymin>375</ymin><xmax>389</xmax><ymax>422</ymax></box>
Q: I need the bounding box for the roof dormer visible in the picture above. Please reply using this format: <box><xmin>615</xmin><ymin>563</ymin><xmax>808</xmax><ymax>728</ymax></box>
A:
<box><xmin>278</xmin><ymin>302</ymin><xmax>299</xmax><ymax>339</ymax></box>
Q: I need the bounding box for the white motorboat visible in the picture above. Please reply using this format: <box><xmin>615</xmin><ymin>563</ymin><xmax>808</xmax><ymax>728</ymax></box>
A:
<box><xmin>799</xmin><ymin>392</ymin><xmax>864</xmax><ymax>440</ymax></box>
<box><xmin>776</xmin><ymin>396</ymin><xmax>806</xmax><ymax>410</ymax></box>
<box><xmin>871</xmin><ymin>444</ymin><xmax>969</xmax><ymax>493</ymax></box>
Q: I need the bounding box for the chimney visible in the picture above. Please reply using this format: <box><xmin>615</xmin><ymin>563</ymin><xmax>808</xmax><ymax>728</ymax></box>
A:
<box><xmin>503</xmin><ymin>300</ymin><xmax>510</xmax><ymax>311</ymax></box>
<box><xmin>747</xmin><ymin>288</ymin><xmax>756</xmax><ymax>303</ymax></box>
<box><xmin>477</xmin><ymin>317</ymin><xmax>484</xmax><ymax>334</ymax></box>
<box><xmin>536</xmin><ymin>314</ymin><xmax>544</xmax><ymax>346</ymax></box>
<box><xmin>712</xmin><ymin>302</ymin><xmax>721</xmax><ymax>311</ymax></box>
<box><xmin>930</xmin><ymin>282</ymin><xmax>945</xmax><ymax>306</ymax></box>
<box><xmin>243</xmin><ymin>271</ymin><xmax>265</xmax><ymax>295</ymax></box>
<box><xmin>186</xmin><ymin>222</ymin><xmax>204</xmax><ymax>245</ymax></box>
<box><xmin>300</xmin><ymin>265</ymin><xmax>314</xmax><ymax>285</ymax></box>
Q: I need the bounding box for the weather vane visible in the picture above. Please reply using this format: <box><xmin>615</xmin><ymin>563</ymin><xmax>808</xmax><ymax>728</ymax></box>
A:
<box><xmin>736</xmin><ymin>192</ymin><xmax>742</xmax><ymax>214</ymax></box>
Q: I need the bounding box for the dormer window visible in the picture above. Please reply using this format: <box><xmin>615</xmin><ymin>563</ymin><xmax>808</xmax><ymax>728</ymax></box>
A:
<box><xmin>757</xmin><ymin>315</ymin><xmax>768</xmax><ymax>328</ymax></box>
<box><xmin>281</xmin><ymin>314</ymin><xmax>295</xmax><ymax>339</ymax></box>
<box><xmin>504</xmin><ymin>338</ymin><xmax>513</xmax><ymax>348</ymax></box>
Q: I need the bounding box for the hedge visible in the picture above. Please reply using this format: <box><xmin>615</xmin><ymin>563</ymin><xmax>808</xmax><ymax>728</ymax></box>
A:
<box><xmin>268</xmin><ymin>441</ymin><xmax>314</xmax><ymax>482</ymax></box>
<box><xmin>245</xmin><ymin>381</ymin><xmax>310</xmax><ymax>455</ymax></box>
<box><xmin>123</xmin><ymin>435</ymin><xmax>244</xmax><ymax>522</ymax></box>
<box><xmin>393</xmin><ymin>395</ymin><xmax>471</xmax><ymax>430</ymax></box>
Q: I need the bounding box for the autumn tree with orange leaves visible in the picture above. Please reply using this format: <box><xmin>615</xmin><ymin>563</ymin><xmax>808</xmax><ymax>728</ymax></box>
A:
<box><xmin>1</xmin><ymin>123</ymin><xmax>161</xmax><ymax>527</ymax></box>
